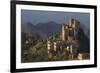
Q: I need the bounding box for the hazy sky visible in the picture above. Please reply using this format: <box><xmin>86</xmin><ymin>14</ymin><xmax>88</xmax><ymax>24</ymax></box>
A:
<box><xmin>21</xmin><ymin>10</ymin><xmax>90</xmax><ymax>28</ymax></box>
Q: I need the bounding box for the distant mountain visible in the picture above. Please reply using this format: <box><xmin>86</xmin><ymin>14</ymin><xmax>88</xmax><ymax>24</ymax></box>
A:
<box><xmin>21</xmin><ymin>22</ymin><xmax>47</xmax><ymax>39</ymax></box>
<box><xmin>78</xmin><ymin>26</ymin><xmax>90</xmax><ymax>53</ymax></box>
<box><xmin>22</xmin><ymin>22</ymin><xmax>36</xmax><ymax>33</ymax></box>
<box><xmin>36</xmin><ymin>21</ymin><xmax>61</xmax><ymax>37</ymax></box>
<box><xmin>80</xmin><ymin>23</ymin><xmax>90</xmax><ymax>39</ymax></box>
<box><xmin>21</xmin><ymin>21</ymin><xmax>61</xmax><ymax>39</ymax></box>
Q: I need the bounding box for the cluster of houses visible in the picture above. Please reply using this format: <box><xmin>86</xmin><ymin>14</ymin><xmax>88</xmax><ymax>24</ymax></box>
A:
<box><xmin>47</xmin><ymin>19</ymin><xmax>83</xmax><ymax>60</ymax></box>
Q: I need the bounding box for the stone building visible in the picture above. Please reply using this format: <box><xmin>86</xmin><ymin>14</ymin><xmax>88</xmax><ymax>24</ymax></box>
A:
<box><xmin>61</xmin><ymin>19</ymin><xmax>80</xmax><ymax>59</ymax></box>
<box><xmin>47</xmin><ymin>19</ymin><xmax>80</xmax><ymax>59</ymax></box>
<box><xmin>61</xmin><ymin>19</ymin><xmax>80</xmax><ymax>42</ymax></box>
